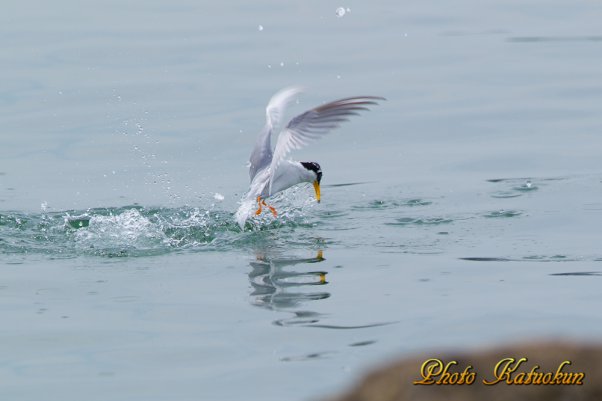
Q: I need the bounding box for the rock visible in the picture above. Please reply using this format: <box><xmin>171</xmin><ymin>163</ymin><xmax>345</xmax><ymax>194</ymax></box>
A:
<box><xmin>324</xmin><ymin>341</ymin><xmax>602</xmax><ymax>401</ymax></box>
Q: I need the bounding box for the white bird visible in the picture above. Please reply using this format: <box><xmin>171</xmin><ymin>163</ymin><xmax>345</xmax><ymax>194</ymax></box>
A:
<box><xmin>235</xmin><ymin>87</ymin><xmax>384</xmax><ymax>228</ymax></box>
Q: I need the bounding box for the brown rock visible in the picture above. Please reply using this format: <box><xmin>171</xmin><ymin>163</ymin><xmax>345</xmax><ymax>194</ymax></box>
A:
<box><xmin>324</xmin><ymin>341</ymin><xmax>602</xmax><ymax>401</ymax></box>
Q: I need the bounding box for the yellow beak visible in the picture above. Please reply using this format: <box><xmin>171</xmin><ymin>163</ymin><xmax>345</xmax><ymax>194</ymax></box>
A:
<box><xmin>313</xmin><ymin>180</ymin><xmax>321</xmax><ymax>203</ymax></box>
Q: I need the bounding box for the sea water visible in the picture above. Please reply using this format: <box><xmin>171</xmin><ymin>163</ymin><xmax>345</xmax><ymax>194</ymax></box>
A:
<box><xmin>2</xmin><ymin>1</ymin><xmax>602</xmax><ymax>400</ymax></box>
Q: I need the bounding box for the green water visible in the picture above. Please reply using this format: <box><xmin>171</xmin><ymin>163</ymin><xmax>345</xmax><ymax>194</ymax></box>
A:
<box><xmin>2</xmin><ymin>0</ymin><xmax>602</xmax><ymax>400</ymax></box>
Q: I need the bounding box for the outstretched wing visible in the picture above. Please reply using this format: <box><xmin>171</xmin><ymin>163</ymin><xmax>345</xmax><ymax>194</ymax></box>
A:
<box><xmin>248</xmin><ymin>86</ymin><xmax>303</xmax><ymax>181</ymax></box>
<box><xmin>268</xmin><ymin>96</ymin><xmax>385</xmax><ymax>194</ymax></box>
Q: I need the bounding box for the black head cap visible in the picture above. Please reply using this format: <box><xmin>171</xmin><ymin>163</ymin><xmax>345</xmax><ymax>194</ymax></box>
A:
<box><xmin>300</xmin><ymin>162</ymin><xmax>322</xmax><ymax>184</ymax></box>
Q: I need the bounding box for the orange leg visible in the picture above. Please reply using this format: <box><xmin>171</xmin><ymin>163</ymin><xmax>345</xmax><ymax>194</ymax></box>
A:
<box><xmin>265</xmin><ymin>202</ymin><xmax>277</xmax><ymax>217</ymax></box>
<box><xmin>255</xmin><ymin>196</ymin><xmax>263</xmax><ymax>215</ymax></box>
<box><xmin>256</xmin><ymin>197</ymin><xmax>278</xmax><ymax>217</ymax></box>
<box><xmin>261</xmin><ymin>199</ymin><xmax>278</xmax><ymax>217</ymax></box>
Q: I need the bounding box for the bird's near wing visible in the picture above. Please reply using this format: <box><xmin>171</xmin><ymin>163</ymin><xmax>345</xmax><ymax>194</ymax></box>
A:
<box><xmin>268</xmin><ymin>96</ymin><xmax>385</xmax><ymax>194</ymax></box>
<box><xmin>248</xmin><ymin>86</ymin><xmax>303</xmax><ymax>181</ymax></box>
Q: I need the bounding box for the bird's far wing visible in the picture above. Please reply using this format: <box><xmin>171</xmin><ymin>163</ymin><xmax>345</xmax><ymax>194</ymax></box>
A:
<box><xmin>248</xmin><ymin>86</ymin><xmax>303</xmax><ymax>181</ymax></box>
<box><xmin>266</xmin><ymin>86</ymin><xmax>304</xmax><ymax>130</ymax></box>
<box><xmin>268</xmin><ymin>96</ymin><xmax>385</xmax><ymax>194</ymax></box>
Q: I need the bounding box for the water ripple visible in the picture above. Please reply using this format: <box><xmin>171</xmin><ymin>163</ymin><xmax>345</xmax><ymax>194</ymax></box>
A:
<box><xmin>461</xmin><ymin>255</ymin><xmax>602</xmax><ymax>263</ymax></box>
<box><xmin>550</xmin><ymin>272</ymin><xmax>602</xmax><ymax>276</ymax></box>
<box><xmin>488</xmin><ymin>177</ymin><xmax>542</xmax><ymax>198</ymax></box>
<box><xmin>484</xmin><ymin>210</ymin><xmax>522</xmax><ymax>218</ymax></box>
<box><xmin>352</xmin><ymin>198</ymin><xmax>432</xmax><ymax>211</ymax></box>
<box><xmin>386</xmin><ymin>217</ymin><xmax>453</xmax><ymax>226</ymax></box>
<box><xmin>508</xmin><ymin>35</ymin><xmax>602</xmax><ymax>43</ymax></box>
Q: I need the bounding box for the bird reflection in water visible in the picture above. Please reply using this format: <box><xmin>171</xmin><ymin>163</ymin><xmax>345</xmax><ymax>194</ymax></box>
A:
<box><xmin>248</xmin><ymin>248</ymin><xmax>329</xmax><ymax>326</ymax></box>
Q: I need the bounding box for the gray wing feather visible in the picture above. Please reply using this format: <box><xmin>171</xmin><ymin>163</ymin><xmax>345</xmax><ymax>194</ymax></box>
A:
<box><xmin>249</xmin><ymin>125</ymin><xmax>272</xmax><ymax>181</ymax></box>
<box><xmin>268</xmin><ymin>96</ymin><xmax>385</xmax><ymax>193</ymax></box>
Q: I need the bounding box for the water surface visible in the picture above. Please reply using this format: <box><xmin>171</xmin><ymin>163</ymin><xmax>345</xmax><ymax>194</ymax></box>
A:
<box><xmin>2</xmin><ymin>1</ymin><xmax>602</xmax><ymax>400</ymax></box>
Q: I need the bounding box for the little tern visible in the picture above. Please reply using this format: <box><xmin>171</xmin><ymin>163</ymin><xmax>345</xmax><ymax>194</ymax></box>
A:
<box><xmin>235</xmin><ymin>87</ymin><xmax>384</xmax><ymax>228</ymax></box>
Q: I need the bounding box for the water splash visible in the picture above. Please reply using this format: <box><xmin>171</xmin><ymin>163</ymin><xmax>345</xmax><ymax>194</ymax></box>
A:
<box><xmin>335</xmin><ymin>7</ymin><xmax>350</xmax><ymax>18</ymax></box>
<box><xmin>235</xmin><ymin>184</ymin><xmax>318</xmax><ymax>229</ymax></box>
<box><xmin>1</xmin><ymin>185</ymin><xmax>323</xmax><ymax>258</ymax></box>
<box><xmin>0</xmin><ymin>201</ymin><xmax>316</xmax><ymax>258</ymax></box>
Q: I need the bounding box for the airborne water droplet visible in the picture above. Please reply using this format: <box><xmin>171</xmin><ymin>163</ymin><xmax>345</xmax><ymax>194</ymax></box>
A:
<box><xmin>258</xmin><ymin>24</ymin><xmax>264</xmax><ymax>31</ymax></box>
<box><xmin>335</xmin><ymin>7</ymin><xmax>346</xmax><ymax>18</ymax></box>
